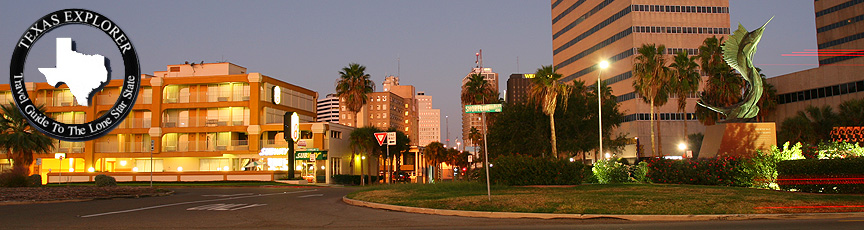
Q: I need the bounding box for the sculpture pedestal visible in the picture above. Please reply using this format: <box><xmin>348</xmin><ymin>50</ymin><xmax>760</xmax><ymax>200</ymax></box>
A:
<box><xmin>698</xmin><ymin>122</ymin><xmax>777</xmax><ymax>158</ymax></box>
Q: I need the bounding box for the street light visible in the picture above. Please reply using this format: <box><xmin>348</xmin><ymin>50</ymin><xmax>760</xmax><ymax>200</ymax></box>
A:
<box><xmin>678</xmin><ymin>143</ymin><xmax>687</xmax><ymax>151</ymax></box>
<box><xmin>597</xmin><ymin>60</ymin><xmax>609</xmax><ymax>162</ymax></box>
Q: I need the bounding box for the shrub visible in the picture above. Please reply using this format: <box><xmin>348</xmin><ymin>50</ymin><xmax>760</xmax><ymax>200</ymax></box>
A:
<box><xmin>741</xmin><ymin>142</ymin><xmax>806</xmax><ymax>189</ymax></box>
<box><xmin>817</xmin><ymin>141</ymin><xmax>864</xmax><ymax>159</ymax></box>
<box><xmin>777</xmin><ymin>158</ymin><xmax>864</xmax><ymax>193</ymax></box>
<box><xmin>645</xmin><ymin>157</ymin><xmax>749</xmax><ymax>186</ymax></box>
<box><xmin>27</xmin><ymin>174</ymin><xmax>42</xmax><ymax>187</ymax></box>
<box><xmin>95</xmin><ymin>174</ymin><xmax>117</xmax><ymax>187</ymax></box>
<box><xmin>0</xmin><ymin>172</ymin><xmax>28</xmax><ymax>187</ymax></box>
<box><xmin>582</xmin><ymin>165</ymin><xmax>598</xmax><ymax>184</ymax></box>
<box><xmin>632</xmin><ymin>161</ymin><xmax>650</xmax><ymax>183</ymax></box>
<box><xmin>592</xmin><ymin>158</ymin><xmax>630</xmax><ymax>184</ymax></box>
<box><xmin>331</xmin><ymin>174</ymin><xmax>380</xmax><ymax>185</ymax></box>
<box><xmin>488</xmin><ymin>154</ymin><xmax>585</xmax><ymax>186</ymax></box>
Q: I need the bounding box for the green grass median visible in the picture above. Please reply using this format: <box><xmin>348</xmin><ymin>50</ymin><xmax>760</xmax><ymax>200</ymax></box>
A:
<box><xmin>347</xmin><ymin>182</ymin><xmax>864</xmax><ymax>215</ymax></box>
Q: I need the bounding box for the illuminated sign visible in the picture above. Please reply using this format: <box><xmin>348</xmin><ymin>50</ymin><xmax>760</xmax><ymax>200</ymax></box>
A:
<box><xmin>273</xmin><ymin>86</ymin><xmax>281</xmax><ymax>104</ymax></box>
<box><xmin>290</xmin><ymin>112</ymin><xmax>300</xmax><ymax>142</ymax></box>
<box><xmin>523</xmin><ymin>74</ymin><xmax>535</xmax><ymax>78</ymax></box>
<box><xmin>259</xmin><ymin>147</ymin><xmax>290</xmax><ymax>156</ymax></box>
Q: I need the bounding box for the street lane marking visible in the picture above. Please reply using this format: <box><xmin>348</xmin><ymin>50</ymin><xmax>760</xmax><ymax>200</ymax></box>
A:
<box><xmin>297</xmin><ymin>194</ymin><xmax>324</xmax><ymax>198</ymax></box>
<box><xmin>80</xmin><ymin>189</ymin><xmax>317</xmax><ymax>218</ymax></box>
<box><xmin>187</xmin><ymin>203</ymin><xmax>267</xmax><ymax>211</ymax></box>
<box><xmin>201</xmin><ymin>193</ymin><xmax>254</xmax><ymax>197</ymax></box>
<box><xmin>839</xmin><ymin>219</ymin><xmax>864</xmax><ymax>222</ymax></box>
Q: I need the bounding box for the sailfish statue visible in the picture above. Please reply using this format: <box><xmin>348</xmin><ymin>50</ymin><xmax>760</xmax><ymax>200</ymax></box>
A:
<box><xmin>698</xmin><ymin>17</ymin><xmax>773</xmax><ymax>122</ymax></box>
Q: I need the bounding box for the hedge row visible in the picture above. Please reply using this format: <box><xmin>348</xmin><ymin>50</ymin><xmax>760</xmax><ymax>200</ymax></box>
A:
<box><xmin>644</xmin><ymin>157</ymin><xmax>749</xmax><ymax>187</ymax></box>
<box><xmin>488</xmin><ymin>154</ymin><xmax>585</xmax><ymax>186</ymax></box>
<box><xmin>777</xmin><ymin>158</ymin><xmax>864</xmax><ymax>193</ymax></box>
<box><xmin>331</xmin><ymin>175</ymin><xmax>381</xmax><ymax>185</ymax></box>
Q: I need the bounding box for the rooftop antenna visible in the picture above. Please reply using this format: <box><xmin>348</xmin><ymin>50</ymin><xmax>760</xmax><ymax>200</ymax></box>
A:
<box><xmin>397</xmin><ymin>56</ymin><xmax>400</xmax><ymax>77</ymax></box>
<box><xmin>517</xmin><ymin>56</ymin><xmax>519</xmax><ymax>73</ymax></box>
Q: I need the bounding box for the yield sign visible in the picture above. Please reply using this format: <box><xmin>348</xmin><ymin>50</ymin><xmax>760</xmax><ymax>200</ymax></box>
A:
<box><xmin>374</xmin><ymin>132</ymin><xmax>387</xmax><ymax>146</ymax></box>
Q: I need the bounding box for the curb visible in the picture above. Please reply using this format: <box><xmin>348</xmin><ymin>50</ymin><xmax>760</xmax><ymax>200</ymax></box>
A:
<box><xmin>342</xmin><ymin>196</ymin><xmax>864</xmax><ymax>221</ymax></box>
<box><xmin>0</xmin><ymin>190</ymin><xmax>174</xmax><ymax>206</ymax></box>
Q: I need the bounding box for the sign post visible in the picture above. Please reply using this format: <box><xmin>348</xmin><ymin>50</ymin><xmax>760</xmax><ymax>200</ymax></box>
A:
<box><xmin>373</xmin><ymin>132</ymin><xmax>387</xmax><ymax>185</ymax></box>
<box><xmin>150</xmin><ymin>139</ymin><xmax>154</xmax><ymax>187</ymax></box>
<box><xmin>387</xmin><ymin>132</ymin><xmax>396</xmax><ymax>183</ymax></box>
<box><xmin>465</xmin><ymin>104</ymin><xmax>502</xmax><ymax>201</ymax></box>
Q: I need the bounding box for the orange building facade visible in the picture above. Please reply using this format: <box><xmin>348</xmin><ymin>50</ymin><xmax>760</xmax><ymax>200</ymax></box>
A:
<box><xmin>0</xmin><ymin>62</ymin><xmax>369</xmax><ymax>183</ymax></box>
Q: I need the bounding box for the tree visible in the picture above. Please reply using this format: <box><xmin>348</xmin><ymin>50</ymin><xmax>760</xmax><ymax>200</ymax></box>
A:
<box><xmin>778</xmin><ymin>105</ymin><xmax>837</xmax><ymax>145</ymax></box>
<box><xmin>756</xmin><ymin>75</ymin><xmax>777</xmax><ymax>122</ymax></box>
<box><xmin>461</xmin><ymin>73</ymin><xmax>497</xmax><ymax>106</ymax></box>
<box><xmin>349</xmin><ymin>126</ymin><xmax>382</xmax><ymax>185</ymax></box>
<box><xmin>0</xmin><ymin>103</ymin><xmax>54</xmax><ymax>176</ymax></box>
<box><xmin>336</xmin><ymin>63</ymin><xmax>374</xmax><ymax>127</ymax></box>
<box><xmin>837</xmin><ymin>98</ymin><xmax>864</xmax><ymax>126</ymax></box>
<box><xmin>633</xmin><ymin>44</ymin><xmax>670</xmax><ymax>156</ymax></box>
<box><xmin>696</xmin><ymin>36</ymin><xmax>743</xmax><ymax>125</ymax></box>
<box><xmin>488</xmin><ymin>81</ymin><xmax>626</xmax><ymax>162</ymax></box>
<box><xmin>468</xmin><ymin>127</ymin><xmax>482</xmax><ymax>155</ymax></box>
<box><xmin>379</xmin><ymin>129</ymin><xmax>409</xmax><ymax>183</ymax></box>
<box><xmin>423</xmin><ymin>141</ymin><xmax>448</xmax><ymax>182</ymax></box>
<box><xmin>669</xmin><ymin>51</ymin><xmax>701</xmax><ymax>138</ymax></box>
<box><xmin>528</xmin><ymin>65</ymin><xmax>572</xmax><ymax>158</ymax></box>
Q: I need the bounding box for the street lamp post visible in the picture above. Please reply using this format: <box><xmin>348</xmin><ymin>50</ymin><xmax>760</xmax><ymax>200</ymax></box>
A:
<box><xmin>597</xmin><ymin>61</ymin><xmax>609</xmax><ymax>163</ymax></box>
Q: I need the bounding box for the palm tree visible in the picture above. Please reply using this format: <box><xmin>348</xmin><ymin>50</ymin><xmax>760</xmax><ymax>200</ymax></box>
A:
<box><xmin>669</xmin><ymin>52</ymin><xmax>701</xmax><ymax>138</ymax></box>
<box><xmin>838</xmin><ymin>98</ymin><xmax>864</xmax><ymax>126</ymax></box>
<box><xmin>468</xmin><ymin>127</ymin><xmax>481</xmax><ymax>155</ymax></box>
<box><xmin>423</xmin><ymin>141</ymin><xmax>447</xmax><ymax>182</ymax></box>
<box><xmin>0</xmin><ymin>103</ymin><xmax>54</xmax><ymax>176</ymax></box>
<box><xmin>528</xmin><ymin>65</ymin><xmax>571</xmax><ymax>158</ymax></box>
<box><xmin>756</xmin><ymin>77</ymin><xmax>777</xmax><ymax>122</ymax></box>
<box><xmin>696</xmin><ymin>36</ymin><xmax>743</xmax><ymax>125</ymax></box>
<box><xmin>461</xmin><ymin>73</ymin><xmax>497</xmax><ymax>106</ymax></box>
<box><xmin>349</xmin><ymin>126</ymin><xmax>381</xmax><ymax>185</ymax></box>
<box><xmin>633</xmin><ymin>44</ymin><xmax>670</xmax><ymax>156</ymax></box>
<box><xmin>336</xmin><ymin>63</ymin><xmax>374</xmax><ymax>127</ymax></box>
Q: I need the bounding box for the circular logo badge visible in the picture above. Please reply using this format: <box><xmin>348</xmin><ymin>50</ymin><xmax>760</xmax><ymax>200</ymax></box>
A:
<box><xmin>9</xmin><ymin>9</ymin><xmax>140</xmax><ymax>141</ymax></box>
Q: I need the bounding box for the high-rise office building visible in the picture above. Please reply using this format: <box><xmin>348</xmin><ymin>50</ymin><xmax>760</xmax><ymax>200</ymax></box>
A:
<box><xmin>317</xmin><ymin>93</ymin><xmax>340</xmax><ymax>123</ymax></box>
<box><xmin>416</xmin><ymin>92</ymin><xmax>441</xmax><ymax>147</ymax></box>
<box><xmin>461</xmin><ymin>67</ymin><xmax>499</xmax><ymax>148</ymax></box>
<box><xmin>814</xmin><ymin>0</ymin><xmax>864</xmax><ymax>66</ymax></box>
<box><xmin>766</xmin><ymin>0</ymin><xmax>864</xmax><ymax>124</ymax></box>
<box><xmin>506</xmin><ymin>73</ymin><xmax>534</xmax><ymax>105</ymax></box>
<box><xmin>551</xmin><ymin>0</ymin><xmax>730</xmax><ymax>158</ymax></box>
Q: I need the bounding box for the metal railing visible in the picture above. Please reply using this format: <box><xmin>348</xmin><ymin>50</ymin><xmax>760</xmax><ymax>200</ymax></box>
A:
<box><xmin>162</xmin><ymin>140</ymin><xmax>248</xmax><ymax>152</ymax></box>
<box><xmin>95</xmin><ymin>141</ymin><xmax>148</xmax><ymax>153</ymax></box>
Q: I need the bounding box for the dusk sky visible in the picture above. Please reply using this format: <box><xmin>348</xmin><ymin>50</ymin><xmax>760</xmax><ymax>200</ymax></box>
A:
<box><xmin>1</xmin><ymin>1</ymin><xmax>818</xmax><ymax>144</ymax></box>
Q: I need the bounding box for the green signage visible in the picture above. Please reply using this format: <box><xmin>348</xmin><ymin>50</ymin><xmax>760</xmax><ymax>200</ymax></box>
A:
<box><xmin>465</xmin><ymin>104</ymin><xmax>502</xmax><ymax>113</ymax></box>
<box><xmin>295</xmin><ymin>151</ymin><xmax>327</xmax><ymax>160</ymax></box>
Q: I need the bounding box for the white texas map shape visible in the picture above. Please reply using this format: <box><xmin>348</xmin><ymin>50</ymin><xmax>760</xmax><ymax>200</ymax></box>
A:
<box><xmin>38</xmin><ymin>38</ymin><xmax>108</xmax><ymax>106</ymax></box>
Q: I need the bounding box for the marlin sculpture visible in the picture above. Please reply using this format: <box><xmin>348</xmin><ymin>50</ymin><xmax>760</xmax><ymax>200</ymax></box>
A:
<box><xmin>698</xmin><ymin>17</ymin><xmax>773</xmax><ymax>122</ymax></box>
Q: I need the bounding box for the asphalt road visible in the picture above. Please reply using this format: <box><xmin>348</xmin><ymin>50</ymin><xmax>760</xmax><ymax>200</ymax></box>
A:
<box><xmin>1</xmin><ymin>186</ymin><xmax>862</xmax><ymax>229</ymax></box>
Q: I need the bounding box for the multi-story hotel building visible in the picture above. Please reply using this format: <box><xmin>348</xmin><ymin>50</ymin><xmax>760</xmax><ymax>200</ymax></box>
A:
<box><xmin>551</xmin><ymin>0</ymin><xmax>730</xmax><ymax>158</ymax></box>
<box><xmin>461</xmin><ymin>67</ymin><xmax>499</xmax><ymax>148</ymax></box>
<box><xmin>766</xmin><ymin>0</ymin><xmax>864</xmax><ymax>123</ymax></box>
<box><xmin>0</xmin><ymin>62</ymin><xmax>373</xmax><ymax>183</ymax></box>
<box><xmin>505</xmin><ymin>73</ymin><xmax>534</xmax><ymax>105</ymax></box>
<box><xmin>416</xmin><ymin>91</ymin><xmax>441</xmax><ymax>147</ymax></box>
<box><xmin>317</xmin><ymin>93</ymin><xmax>340</xmax><ymax>123</ymax></box>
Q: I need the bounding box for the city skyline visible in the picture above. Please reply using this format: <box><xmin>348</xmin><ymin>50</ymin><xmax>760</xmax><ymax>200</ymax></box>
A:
<box><xmin>1</xmin><ymin>1</ymin><xmax>819</xmax><ymax>145</ymax></box>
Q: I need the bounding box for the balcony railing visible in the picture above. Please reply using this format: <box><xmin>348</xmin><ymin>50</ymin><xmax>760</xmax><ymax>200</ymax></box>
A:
<box><xmin>162</xmin><ymin>140</ymin><xmax>248</xmax><ymax>152</ymax></box>
<box><xmin>162</xmin><ymin>93</ymin><xmax>250</xmax><ymax>104</ymax></box>
<box><xmin>95</xmin><ymin>141</ymin><xmax>148</xmax><ymax>153</ymax></box>
<box><xmin>161</xmin><ymin>118</ymin><xmax>246</xmax><ymax>127</ymax></box>
<box><xmin>118</xmin><ymin>118</ymin><xmax>151</xmax><ymax>129</ymax></box>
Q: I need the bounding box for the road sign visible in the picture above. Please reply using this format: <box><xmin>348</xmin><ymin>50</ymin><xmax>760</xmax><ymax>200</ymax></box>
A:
<box><xmin>374</xmin><ymin>132</ymin><xmax>387</xmax><ymax>146</ymax></box>
<box><xmin>468</xmin><ymin>154</ymin><xmax>473</xmax><ymax>163</ymax></box>
<box><xmin>387</xmin><ymin>132</ymin><xmax>396</xmax><ymax>146</ymax></box>
<box><xmin>465</xmin><ymin>104</ymin><xmax>502</xmax><ymax>113</ymax></box>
